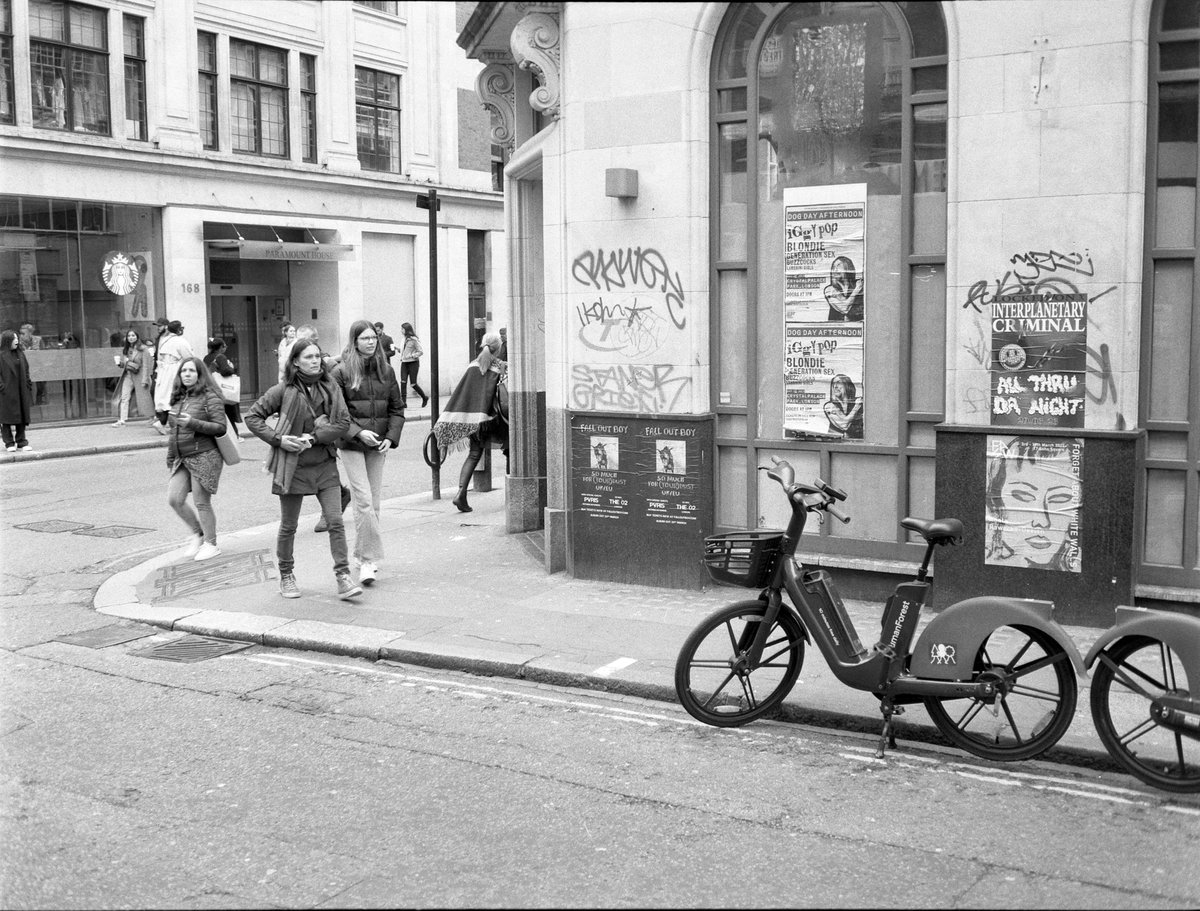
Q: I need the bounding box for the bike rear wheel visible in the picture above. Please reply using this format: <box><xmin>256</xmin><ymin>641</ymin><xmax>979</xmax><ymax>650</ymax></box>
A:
<box><xmin>674</xmin><ymin>600</ymin><xmax>805</xmax><ymax>727</ymax></box>
<box><xmin>923</xmin><ymin>624</ymin><xmax>1077</xmax><ymax>761</ymax></box>
<box><xmin>1090</xmin><ymin>635</ymin><xmax>1200</xmax><ymax>793</ymax></box>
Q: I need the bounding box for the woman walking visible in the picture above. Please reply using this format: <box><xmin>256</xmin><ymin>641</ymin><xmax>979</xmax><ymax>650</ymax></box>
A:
<box><xmin>433</xmin><ymin>331</ymin><xmax>508</xmax><ymax>513</ymax></box>
<box><xmin>165</xmin><ymin>356</ymin><xmax>227</xmax><ymax>561</ymax></box>
<box><xmin>112</xmin><ymin>328</ymin><xmax>152</xmax><ymax>426</ymax></box>
<box><xmin>398</xmin><ymin>322</ymin><xmax>430</xmax><ymax>408</ymax></box>
<box><xmin>203</xmin><ymin>337</ymin><xmax>244</xmax><ymax>436</ymax></box>
<box><xmin>330</xmin><ymin>320</ymin><xmax>405</xmax><ymax>586</ymax></box>
<box><xmin>245</xmin><ymin>338</ymin><xmax>361</xmax><ymax>601</ymax></box>
<box><xmin>276</xmin><ymin>323</ymin><xmax>297</xmax><ymax>382</ymax></box>
<box><xmin>154</xmin><ymin>320</ymin><xmax>193</xmax><ymax>434</ymax></box>
<box><xmin>0</xmin><ymin>329</ymin><xmax>34</xmax><ymax>452</ymax></box>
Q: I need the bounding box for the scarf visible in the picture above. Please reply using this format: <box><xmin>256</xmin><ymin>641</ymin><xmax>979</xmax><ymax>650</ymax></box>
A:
<box><xmin>263</xmin><ymin>373</ymin><xmax>348</xmax><ymax>493</ymax></box>
<box><xmin>433</xmin><ymin>352</ymin><xmax>507</xmax><ymax>454</ymax></box>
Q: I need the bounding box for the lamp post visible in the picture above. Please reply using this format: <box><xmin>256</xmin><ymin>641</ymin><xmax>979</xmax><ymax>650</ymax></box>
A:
<box><xmin>416</xmin><ymin>189</ymin><xmax>441</xmax><ymax>498</ymax></box>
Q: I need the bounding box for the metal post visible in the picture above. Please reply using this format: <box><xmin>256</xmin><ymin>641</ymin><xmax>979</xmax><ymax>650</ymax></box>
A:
<box><xmin>417</xmin><ymin>189</ymin><xmax>441</xmax><ymax>499</ymax></box>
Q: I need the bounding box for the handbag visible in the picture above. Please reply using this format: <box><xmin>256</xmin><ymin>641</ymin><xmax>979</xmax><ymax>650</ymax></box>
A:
<box><xmin>214</xmin><ymin>416</ymin><xmax>241</xmax><ymax>466</ymax></box>
<box><xmin>216</xmin><ymin>372</ymin><xmax>241</xmax><ymax>404</ymax></box>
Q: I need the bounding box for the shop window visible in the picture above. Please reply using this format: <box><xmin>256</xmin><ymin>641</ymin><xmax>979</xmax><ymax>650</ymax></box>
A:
<box><xmin>197</xmin><ymin>32</ymin><xmax>218</xmax><ymax>150</ymax></box>
<box><xmin>123</xmin><ymin>14</ymin><xmax>146</xmax><ymax>141</ymax></box>
<box><xmin>1140</xmin><ymin>0</ymin><xmax>1200</xmax><ymax>587</ymax></box>
<box><xmin>300</xmin><ymin>53</ymin><xmax>317</xmax><ymax>163</ymax></box>
<box><xmin>354</xmin><ymin>1</ymin><xmax>400</xmax><ymax>14</ymax></box>
<box><xmin>355</xmin><ymin>66</ymin><xmax>401</xmax><ymax>172</ymax></box>
<box><xmin>711</xmin><ymin>2</ymin><xmax>947</xmax><ymax>557</ymax></box>
<box><xmin>28</xmin><ymin>0</ymin><xmax>110</xmax><ymax>135</ymax></box>
<box><xmin>0</xmin><ymin>0</ymin><xmax>13</xmax><ymax>125</ymax></box>
<box><xmin>230</xmin><ymin>38</ymin><xmax>288</xmax><ymax>158</ymax></box>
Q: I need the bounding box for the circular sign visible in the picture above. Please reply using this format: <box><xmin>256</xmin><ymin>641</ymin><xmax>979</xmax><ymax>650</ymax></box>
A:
<box><xmin>998</xmin><ymin>343</ymin><xmax>1027</xmax><ymax>371</ymax></box>
<box><xmin>101</xmin><ymin>251</ymin><xmax>140</xmax><ymax>295</ymax></box>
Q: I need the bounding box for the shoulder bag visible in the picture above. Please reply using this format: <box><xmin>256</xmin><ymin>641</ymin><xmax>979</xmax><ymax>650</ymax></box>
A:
<box><xmin>215</xmin><ymin>372</ymin><xmax>241</xmax><ymax>405</ymax></box>
<box><xmin>215</xmin><ymin>415</ymin><xmax>241</xmax><ymax>465</ymax></box>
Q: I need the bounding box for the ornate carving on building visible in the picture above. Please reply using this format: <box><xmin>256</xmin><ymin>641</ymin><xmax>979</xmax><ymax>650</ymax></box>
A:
<box><xmin>476</xmin><ymin>53</ymin><xmax>516</xmax><ymax>150</ymax></box>
<box><xmin>510</xmin><ymin>7</ymin><xmax>561</xmax><ymax>120</ymax></box>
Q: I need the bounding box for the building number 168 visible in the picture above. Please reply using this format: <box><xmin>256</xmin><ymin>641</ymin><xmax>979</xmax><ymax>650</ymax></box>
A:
<box><xmin>180</xmin><ymin>283</ymin><xmax>202</xmax><ymax>293</ymax></box>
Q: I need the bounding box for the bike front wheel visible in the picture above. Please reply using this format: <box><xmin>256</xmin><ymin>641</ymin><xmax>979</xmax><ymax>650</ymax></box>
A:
<box><xmin>1090</xmin><ymin>635</ymin><xmax>1200</xmax><ymax>793</ymax></box>
<box><xmin>674</xmin><ymin>600</ymin><xmax>805</xmax><ymax>727</ymax></box>
<box><xmin>923</xmin><ymin>624</ymin><xmax>1077</xmax><ymax>761</ymax></box>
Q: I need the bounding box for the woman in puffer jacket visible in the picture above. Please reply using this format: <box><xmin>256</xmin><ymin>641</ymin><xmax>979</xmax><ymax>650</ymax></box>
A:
<box><xmin>165</xmin><ymin>356</ymin><xmax>227</xmax><ymax>561</ymax></box>
<box><xmin>329</xmin><ymin>320</ymin><xmax>405</xmax><ymax>587</ymax></box>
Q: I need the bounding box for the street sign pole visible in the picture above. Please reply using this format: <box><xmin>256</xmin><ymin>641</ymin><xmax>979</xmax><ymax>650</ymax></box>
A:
<box><xmin>417</xmin><ymin>189</ymin><xmax>441</xmax><ymax>499</ymax></box>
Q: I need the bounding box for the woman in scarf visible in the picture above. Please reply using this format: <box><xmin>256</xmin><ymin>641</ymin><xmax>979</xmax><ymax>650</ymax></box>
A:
<box><xmin>330</xmin><ymin>320</ymin><xmax>405</xmax><ymax>587</ymax></box>
<box><xmin>433</xmin><ymin>331</ymin><xmax>508</xmax><ymax>513</ymax></box>
<box><xmin>245</xmin><ymin>338</ymin><xmax>360</xmax><ymax>601</ymax></box>
<box><xmin>165</xmin><ymin>356</ymin><xmax>227</xmax><ymax>561</ymax></box>
<box><xmin>0</xmin><ymin>329</ymin><xmax>34</xmax><ymax>452</ymax></box>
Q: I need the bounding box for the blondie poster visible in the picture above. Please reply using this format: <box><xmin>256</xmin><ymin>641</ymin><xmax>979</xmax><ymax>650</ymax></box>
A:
<box><xmin>990</xmin><ymin>292</ymin><xmax>1087</xmax><ymax>428</ymax></box>
<box><xmin>783</xmin><ymin>183</ymin><xmax>866</xmax><ymax>439</ymax></box>
<box><xmin>984</xmin><ymin>435</ymin><xmax>1082</xmax><ymax>573</ymax></box>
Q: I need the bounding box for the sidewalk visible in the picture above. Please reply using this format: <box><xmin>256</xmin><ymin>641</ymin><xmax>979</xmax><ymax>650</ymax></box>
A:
<box><xmin>88</xmin><ymin>470</ymin><xmax>1117</xmax><ymax>766</ymax></box>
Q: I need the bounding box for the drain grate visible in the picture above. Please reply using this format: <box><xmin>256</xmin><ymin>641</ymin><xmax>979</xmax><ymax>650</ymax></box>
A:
<box><xmin>14</xmin><ymin>519</ymin><xmax>93</xmax><ymax>534</ymax></box>
<box><xmin>152</xmin><ymin>549</ymin><xmax>276</xmax><ymax>601</ymax></box>
<box><xmin>54</xmin><ymin>625</ymin><xmax>156</xmax><ymax>649</ymax></box>
<box><xmin>131</xmin><ymin>634</ymin><xmax>252</xmax><ymax>663</ymax></box>
<box><xmin>72</xmin><ymin>525</ymin><xmax>155</xmax><ymax>539</ymax></box>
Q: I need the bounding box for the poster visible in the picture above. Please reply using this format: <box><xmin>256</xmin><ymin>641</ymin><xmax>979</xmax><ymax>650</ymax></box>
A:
<box><xmin>984</xmin><ymin>435</ymin><xmax>1082</xmax><ymax>573</ymax></box>
<box><xmin>990</xmin><ymin>292</ymin><xmax>1087</xmax><ymax>428</ymax></box>
<box><xmin>783</xmin><ymin>183</ymin><xmax>866</xmax><ymax>439</ymax></box>
<box><xmin>112</xmin><ymin>251</ymin><xmax>155</xmax><ymax>322</ymax></box>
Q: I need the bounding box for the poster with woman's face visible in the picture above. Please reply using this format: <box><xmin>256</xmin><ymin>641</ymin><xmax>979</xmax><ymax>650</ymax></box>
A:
<box><xmin>984</xmin><ymin>435</ymin><xmax>1082</xmax><ymax>573</ymax></box>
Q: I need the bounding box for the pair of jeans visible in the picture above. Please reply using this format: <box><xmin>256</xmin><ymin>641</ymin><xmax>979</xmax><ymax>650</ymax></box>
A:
<box><xmin>117</xmin><ymin>374</ymin><xmax>153</xmax><ymax>422</ymax></box>
<box><xmin>339</xmin><ymin>447</ymin><xmax>386</xmax><ymax>564</ymax></box>
<box><xmin>276</xmin><ymin>484</ymin><xmax>348</xmax><ymax>576</ymax></box>
<box><xmin>400</xmin><ymin>360</ymin><xmax>426</xmax><ymax>404</ymax></box>
<box><xmin>1</xmin><ymin>424</ymin><xmax>28</xmax><ymax>448</ymax></box>
<box><xmin>167</xmin><ymin>464</ymin><xmax>216</xmax><ymax>544</ymax></box>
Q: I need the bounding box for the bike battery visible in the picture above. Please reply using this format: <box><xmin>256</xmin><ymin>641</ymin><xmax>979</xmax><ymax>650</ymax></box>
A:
<box><xmin>876</xmin><ymin>582</ymin><xmax>929</xmax><ymax>659</ymax></box>
<box><xmin>802</xmin><ymin>569</ymin><xmax>866</xmax><ymax>662</ymax></box>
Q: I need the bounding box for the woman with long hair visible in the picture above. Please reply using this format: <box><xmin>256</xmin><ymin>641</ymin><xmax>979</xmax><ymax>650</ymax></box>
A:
<box><xmin>203</xmin><ymin>336</ymin><xmax>244</xmax><ymax>436</ymax></box>
<box><xmin>398</xmin><ymin>321</ymin><xmax>430</xmax><ymax>408</ymax></box>
<box><xmin>276</xmin><ymin>323</ymin><xmax>297</xmax><ymax>382</ymax></box>
<box><xmin>823</xmin><ymin>373</ymin><xmax>863</xmax><ymax>439</ymax></box>
<box><xmin>112</xmin><ymin>328</ymin><xmax>152</xmax><ymax>426</ymax></box>
<box><xmin>823</xmin><ymin>255</ymin><xmax>865</xmax><ymax>322</ymax></box>
<box><xmin>245</xmin><ymin>338</ymin><xmax>360</xmax><ymax>601</ymax></box>
<box><xmin>330</xmin><ymin>320</ymin><xmax>405</xmax><ymax>586</ymax></box>
<box><xmin>984</xmin><ymin>436</ymin><xmax>1081</xmax><ymax>572</ymax></box>
<box><xmin>0</xmin><ymin>329</ymin><xmax>33</xmax><ymax>452</ymax></box>
<box><xmin>165</xmin><ymin>356</ymin><xmax>227</xmax><ymax>561</ymax></box>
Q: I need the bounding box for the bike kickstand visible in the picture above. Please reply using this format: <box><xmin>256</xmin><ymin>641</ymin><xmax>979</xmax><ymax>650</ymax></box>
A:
<box><xmin>875</xmin><ymin>700</ymin><xmax>904</xmax><ymax>759</ymax></box>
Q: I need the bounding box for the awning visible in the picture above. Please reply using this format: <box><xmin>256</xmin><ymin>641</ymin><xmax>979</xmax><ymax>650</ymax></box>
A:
<box><xmin>203</xmin><ymin>224</ymin><xmax>356</xmax><ymax>261</ymax></box>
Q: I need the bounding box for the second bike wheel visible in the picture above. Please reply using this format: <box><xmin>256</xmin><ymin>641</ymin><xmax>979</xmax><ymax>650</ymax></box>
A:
<box><xmin>924</xmin><ymin>624</ymin><xmax>1077</xmax><ymax>762</ymax></box>
<box><xmin>674</xmin><ymin>600</ymin><xmax>805</xmax><ymax>727</ymax></box>
<box><xmin>1090</xmin><ymin>635</ymin><xmax>1200</xmax><ymax>793</ymax></box>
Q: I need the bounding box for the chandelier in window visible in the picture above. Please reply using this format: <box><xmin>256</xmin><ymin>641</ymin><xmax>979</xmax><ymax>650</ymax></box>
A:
<box><xmin>791</xmin><ymin>23</ymin><xmax>866</xmax><ymax>137</ymax></box>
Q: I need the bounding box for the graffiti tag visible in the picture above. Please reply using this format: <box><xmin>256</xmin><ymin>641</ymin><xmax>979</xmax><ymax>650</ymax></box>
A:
<box><xmin>571</xmin><ymin>247</ymin><xmax>686</xmax><ymax>329</ymax></box>
<box><xmin>570</xmin><ymin>363</ymin><xmax>691</xmax><ymax>413</ymax></box>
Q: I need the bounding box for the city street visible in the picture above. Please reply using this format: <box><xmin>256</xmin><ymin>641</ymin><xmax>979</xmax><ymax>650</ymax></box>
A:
<box><xmin>3</xmin><ymin>441</ymin><xmax>1200</xmax><ymax>908</ymax></box>
<box><xmin>4</xmin><ymin>638</ymin><xmax>1199</xmax><ymax>909</ymax></box>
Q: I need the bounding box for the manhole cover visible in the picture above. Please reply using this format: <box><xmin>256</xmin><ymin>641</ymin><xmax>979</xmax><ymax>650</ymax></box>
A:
<box><xmin>54</xmin><ymin>625</ymin><xmax>155</xmax><ymax>649</ymax></box>
<box><xmin>13</xmin><ymin>519</ymin><xmax>94</xmax><ymax>534</ymax></box>
<box><xmin>73</xmin><ymin>525</ymin><xmax>155</xmax><ymax>539</ymax></box>
<box><xmin>131</xmin><ymin>635</ymin><xmax>252</xmax><ymax>663</ymax></box>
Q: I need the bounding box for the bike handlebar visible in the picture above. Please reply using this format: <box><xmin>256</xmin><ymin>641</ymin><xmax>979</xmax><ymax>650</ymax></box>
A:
<box><xmin>761</xmin><ymin>457</ymin><xmax>852</xmax><ymax>524</ymax></box>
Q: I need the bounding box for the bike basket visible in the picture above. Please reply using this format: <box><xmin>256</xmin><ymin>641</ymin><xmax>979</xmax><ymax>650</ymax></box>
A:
<box><xmin>703</xmin><ymin>531</ymin><xmax>785</xmax><ymax>587</ymax></box>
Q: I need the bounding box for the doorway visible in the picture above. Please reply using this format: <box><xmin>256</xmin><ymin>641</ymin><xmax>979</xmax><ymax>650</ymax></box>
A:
<box><xmin>208</xmin><ymin>286</ymin><xmax>290</xmax><ymax>398</ymax></box>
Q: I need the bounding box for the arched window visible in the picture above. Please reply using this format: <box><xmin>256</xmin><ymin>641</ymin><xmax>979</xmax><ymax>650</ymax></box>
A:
<box><xmin>1142</xmin><ymin>0</ymin><xmax>1200</xmax><ymax>591</ymax></box>
<box><xmin>711</xmin><ymin>2</ymin><xmax>948</xmax><ymax>562</ymax></box>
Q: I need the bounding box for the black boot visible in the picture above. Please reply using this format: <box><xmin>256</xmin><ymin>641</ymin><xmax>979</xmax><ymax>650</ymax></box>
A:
<box><xmin>452</xmin><ymin>486</ymin><xmax>472</xmax><ymax>513</ymax></box>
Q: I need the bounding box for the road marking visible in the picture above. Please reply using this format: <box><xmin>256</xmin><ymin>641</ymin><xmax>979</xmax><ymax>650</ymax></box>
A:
<box><xmin>594</xmin><ymin>657</ymin><xmax>637</xmax><ymax>677</ymax></box>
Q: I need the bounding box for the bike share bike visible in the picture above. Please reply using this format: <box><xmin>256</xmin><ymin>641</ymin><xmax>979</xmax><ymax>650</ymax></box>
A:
<box><xmin>675</xmin><ymin>456</ymin><xmax>1200</xmax><ymax>791</ymax></box>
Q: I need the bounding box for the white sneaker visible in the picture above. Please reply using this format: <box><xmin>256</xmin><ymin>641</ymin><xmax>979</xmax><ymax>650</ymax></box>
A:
<box><xmin>4</xmin><ymin>445</ymin><xmax>14</xmax><ymax>453</ymax></box>
<box><xmin>111</xmin><ymin>420</ymin><xmax>125</xmax><ymax>427</ymax></box>
<box><xmin>182</xmin><ymin>535</ymin><xmax>203</xmax><ymax>557</ymax></box>
<box><xmin>359</xmin><ymin>561</ymin><xmax>377</xmax><ymax>586</ymax></box>
<box><xmin>194</xmin><ymin>542</ymin><xmax>222</xmax><ymax>561</ymax></box>
<box><xmin>17</xmin><ymin>444</ymin><xmax>32</xmax><ymax>451</ymax></box>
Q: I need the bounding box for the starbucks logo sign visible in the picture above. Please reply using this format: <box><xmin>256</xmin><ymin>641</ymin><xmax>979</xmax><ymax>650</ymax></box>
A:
<box><xmin>101</xmin><ymin>251</ymin><xmax>140</xmax><ymax>295</ymax></box>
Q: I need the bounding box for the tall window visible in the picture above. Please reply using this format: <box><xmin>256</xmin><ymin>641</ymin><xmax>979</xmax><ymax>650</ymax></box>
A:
<box><xmin>1</xmin><ymin>0</ymin><xmax>13</xmax><ymax>125</ymax></box>
<box><xmin>122</xmin><ymin>14</ymin><xmax>146</xmax><ymax>141</ymax></box>
<box><xmin>1142</xmin><ymin>0</ymin><xmax>1200</xmax><ymax>590</ymax></box>
<box><xmin>29</xmin><ymin>0</ymin><xmax>110</xmax><ymax>134</ymax></box>
<box><xmin>300</xmin><ymin>53</ymin><xmax>317</xmax><ymax>163</ymax></box>
<box><xmin>230</xmin><ymin>38</ymin><xmax>288</xmax><ymax>157</ymax></box>
<box><xmin>711</xmin><ymin>2</ymin><xmax>947</xmax><ymax>557</ymax></box>
<box><xmin>197</xmin><ymin>32</ymin><xmax>217</xmax><ymax>150</ymax></box>
<box><xmin>355</xmin><ymin>66</ymin><xmax>400</xmax><ymax>172</ymax></box>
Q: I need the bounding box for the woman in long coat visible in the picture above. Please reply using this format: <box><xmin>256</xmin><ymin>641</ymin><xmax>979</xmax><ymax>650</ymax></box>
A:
<box><xmin>0</xmin><ymin>329</ymin><xmax>34</xmax><ymax>452</ymax></box>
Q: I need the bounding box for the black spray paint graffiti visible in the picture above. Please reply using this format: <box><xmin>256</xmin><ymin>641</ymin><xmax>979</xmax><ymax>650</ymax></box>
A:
<box><xmin>962</xmin><ymin>248</ymin><xmax>1116</xmax><ymax>315</ymax></box>
<box><xmin>575</xmin><ymin>295</ymin><xmax>670</xmax><ymax>357</ymax></box>
<box><xmin>571</xmin><ymin>247</ymin><xmax>687</xmax><ymax>330</ymax></box>
<box><xmin>570</xmin><ymin>364</ymin><xmax>691</xmax><ymax>413</ymax></box>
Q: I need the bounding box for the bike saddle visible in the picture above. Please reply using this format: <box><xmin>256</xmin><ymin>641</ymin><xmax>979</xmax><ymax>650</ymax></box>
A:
<box><xmin>901</xmin><ymin>516</ymin><xmax>964</xmax><ymax>545</ymax></box>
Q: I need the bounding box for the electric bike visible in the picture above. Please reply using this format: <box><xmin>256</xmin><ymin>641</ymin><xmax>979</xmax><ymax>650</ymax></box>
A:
<box><xmin>674</xmin><ymin>456</ymin><xmax>1086</xmax><ymax>761</ymax></box>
